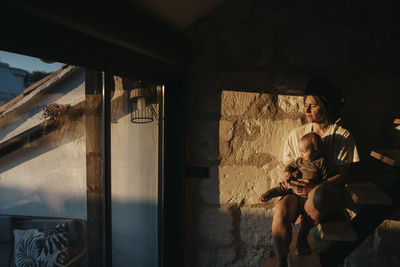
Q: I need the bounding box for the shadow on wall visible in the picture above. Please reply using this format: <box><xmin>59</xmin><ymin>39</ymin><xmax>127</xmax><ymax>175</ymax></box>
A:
<box><xmin>0</xmin><ymin>186</ymin><xmax>86</xmax><ymax>219</ymax></box>
<box><xmin>111</xmin><ymin>201</ymin><xmax>158</xmax><ymax>267</ymax></box>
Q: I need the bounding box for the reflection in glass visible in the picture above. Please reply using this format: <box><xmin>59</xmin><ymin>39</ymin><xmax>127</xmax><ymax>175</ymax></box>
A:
<box><xmin>0</xmin><ymin>60</ymin><xmax>89</xmax><ymax>266</ymax></box>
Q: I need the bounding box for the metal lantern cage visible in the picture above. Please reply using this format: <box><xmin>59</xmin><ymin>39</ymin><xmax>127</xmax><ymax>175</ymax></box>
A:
<box><xmin>129</xmin><ymin>81</ymin><xmax>159</xmax><ymax>123</ymax></box>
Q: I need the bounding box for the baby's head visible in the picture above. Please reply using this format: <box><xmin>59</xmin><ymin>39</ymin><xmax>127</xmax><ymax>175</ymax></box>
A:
<box><xmin>298</xmin><ymin>132</ymin><xmax>322</xmax><ymax>161</ymax></box>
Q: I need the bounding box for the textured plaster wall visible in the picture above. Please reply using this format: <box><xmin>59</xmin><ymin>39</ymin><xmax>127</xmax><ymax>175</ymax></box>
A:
<box><xmin>184</xmin><ymin>0</ymin><xmax>400</xmax><ymax>266</ymax></box>
<box><xmin>0</xmin><ymin>71</ymin><xmax>87</xmax><ymax>219</ymax></box>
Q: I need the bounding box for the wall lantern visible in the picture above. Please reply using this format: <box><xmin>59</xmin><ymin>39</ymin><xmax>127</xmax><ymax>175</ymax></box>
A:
<box><xmin>129</xmin><ymin>81</ymin><xmax>158</xmax><ymax>123</ymax></box>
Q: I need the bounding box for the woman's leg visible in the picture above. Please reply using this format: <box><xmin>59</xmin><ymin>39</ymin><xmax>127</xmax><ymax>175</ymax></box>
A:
<box><xmin>298</xmin><ymin>184</ymin><xmax>347</xmax><ymax>255</ymax></box>
<box><xmin>304</xmin><ymin>184</ymin><xmax>346</xmax><ymax>223</ymax></box>
<box><xmin>272</xmin><ymin>194</ymin><xmax>299</xmax><ymax>267</ymax></box>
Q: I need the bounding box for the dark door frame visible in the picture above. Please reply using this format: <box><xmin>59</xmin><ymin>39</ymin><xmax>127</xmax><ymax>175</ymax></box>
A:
<box><xmin>0</xmin><ymin>3</ymin><xmax>187</xmax><ymax>266</ymax></box>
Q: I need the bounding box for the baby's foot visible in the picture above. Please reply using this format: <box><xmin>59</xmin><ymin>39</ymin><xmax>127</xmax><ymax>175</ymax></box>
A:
<box><xmin>259</xmin><ymin>196</ymin><xmax>272</xmax><ymax>202</ymax></box>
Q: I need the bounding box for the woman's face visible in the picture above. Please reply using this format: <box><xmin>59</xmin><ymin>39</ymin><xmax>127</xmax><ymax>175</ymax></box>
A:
<box><xmin>304</xmin><ymin>95</ymin><xmax>327</xmax><ymax>123</ymax></box>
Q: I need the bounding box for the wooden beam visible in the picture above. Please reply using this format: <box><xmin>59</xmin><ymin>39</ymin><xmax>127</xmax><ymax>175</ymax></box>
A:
<box><xmin>85</xmin><ymin>70</ymin><xmax>103</xmax><ymax>266</ymax></box>
<box><xmin>0</xmin><ymin>101</ymin><xmax>85</xmax><ymax>159</ymax></box>
<box><xmin>345</xmin><ymin>183</ymin><xmax>392</xmax><ymax>205</ymax></box>
<box><xmin>370</xmin><ymin>149</ymin><xmax>400</xmax><ymax>167</ymax></box>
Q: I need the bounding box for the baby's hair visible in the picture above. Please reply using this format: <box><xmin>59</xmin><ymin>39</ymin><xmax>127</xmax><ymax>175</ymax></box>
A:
<box><xmin>301</xmin><ymin>132</ymin><xmax>322</xmax><ymax>152</ymax></box>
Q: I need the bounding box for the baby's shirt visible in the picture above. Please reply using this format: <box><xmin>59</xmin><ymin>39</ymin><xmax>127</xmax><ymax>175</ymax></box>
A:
<box><xmin>284</xmin><ymin>157</ymin><xmax>328</xmax><ymax>185</ymax></box>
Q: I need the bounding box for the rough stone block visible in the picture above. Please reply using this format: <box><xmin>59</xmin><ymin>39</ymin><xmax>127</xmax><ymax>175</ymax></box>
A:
<box><xmin>219</xmin><ymin>165</ymin><xmax>285</xmax><ymax>204</ymax></box>
<box><xmin>219</xmin><ymin>117</ymin><xmax>303</xmax><ymax>165</ymax></box>
<box><xmin>240</xmin><ymin>207</ymin><xmax>274</xmax><ymax>248</ymax></box>
<box><xmin>377</xmin><ymin>220</ymin><xmax>400</xmax><ymax>252</ymax></box>
<box><xmin>195</xmin><ymin>247</ymin><xmax>236</xmax><ymax>267</ymax></box>
<box><xmin>221</xmin><ymin>91</ymin><xmax>258</xmax><ymax>116</ymax></box>
<box><xmin>277</xmin><ymin>95</ymin><xmax>304</xmax><ymax>113</ymax></box>
<box><xmin>240</xmin><ymin>119</ymin><xmax>303</xmax><ymax>160</ymax></box>
<box><xmin>232</xmin><ymin>249</ymin><xmax>265</xmax><ymax>267</ymax></box>
<box><xmin>215</xmin><ymin>247</ymin><xmax>236</xmax><ymax>266</ymax></box>
<box><xmin>343</xmin><ymin>220</ymin><xmax>400</xmax><ymax>267</ymax></box>
<box><xmin>195</xmin><ymin>250</ymin><xmax>211</xmax><ymax>267</ymax></box>
<box><xmin>198</xmin><ymin>206</ymin><xmax>233</xmax><ymax>245</ymax></box>
<box><xmin>219</xmin><ymin>120</ymin><xmax>234</xmax><ymax>141</ymax></box>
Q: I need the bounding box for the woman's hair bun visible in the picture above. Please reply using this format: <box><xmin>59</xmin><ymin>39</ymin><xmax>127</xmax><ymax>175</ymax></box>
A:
<box><xmin>304</xmin><ymin>76</ymin><xmax>345</xmax><ymax>123</ymax></box>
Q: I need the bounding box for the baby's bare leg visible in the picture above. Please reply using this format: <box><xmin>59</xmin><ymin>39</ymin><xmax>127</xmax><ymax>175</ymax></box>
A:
<box><xmin>260</xmin><ymin>186</ymin><xmax>292</xmax><ymax>202</ymax></box>
<box><xmin>295</xmin><ymin>212</ymin><xmax>314</xmax><ymax>255</ymax></box>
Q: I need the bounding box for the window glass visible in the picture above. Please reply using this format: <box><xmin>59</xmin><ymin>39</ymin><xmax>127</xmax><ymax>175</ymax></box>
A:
<box><xmin>0</xmin><ymin>50</ymin><xmax>90</xmax><ymax>266</ymax></box>
<box><xmin>110</xmin><ymin>75</ymin><xmax>162</xmax><ymax>267</ymax></box>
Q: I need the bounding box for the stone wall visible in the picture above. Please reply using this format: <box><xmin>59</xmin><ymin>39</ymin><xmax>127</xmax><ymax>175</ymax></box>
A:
<box><xmin>187</xmin><ymin>91</ymin><xmax>303</xmax><ymax>266</ymax></box>
<box><xmin>186</xmin><ymin>87</ymin><xmax>309</xmax><ymax>266</ymax></box>
<box><xmin>343</xmin><ymin>219</ymin><xmax>400</xmax><ymax>267</ymax></box>
<box><xmin>184</xmin><ymin>0</ymin><xmax>400</xmax><ymax>266</ymax></box>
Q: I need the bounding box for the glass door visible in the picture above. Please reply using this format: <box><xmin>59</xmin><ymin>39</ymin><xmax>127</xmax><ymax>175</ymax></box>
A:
<box><xmin>109</xmin><ymin>74</ymin><xmax>164</xmax><ymax>267</ymax></box>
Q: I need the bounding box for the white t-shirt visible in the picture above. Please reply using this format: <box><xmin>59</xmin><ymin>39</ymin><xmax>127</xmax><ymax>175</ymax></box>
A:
<box><xmin>283</xmin><ymin>123</ymin><xmax>359</xmax><ymax>177</ymax></box>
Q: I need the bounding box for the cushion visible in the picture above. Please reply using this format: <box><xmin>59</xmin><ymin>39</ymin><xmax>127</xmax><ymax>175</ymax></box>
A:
<box><xmin>15</xmin><ymin>219</ymin><xmax>80</xmax><ymax>246</ymax></box>
<box><xmin>0</xmin><ymin>216</ymin><xmax>13</xmax><ymax>242</ymax></box>
<box><xmin>13</xmin><ymin>223</ymin><xmax>69</xmax><ymax>267</ymax></box>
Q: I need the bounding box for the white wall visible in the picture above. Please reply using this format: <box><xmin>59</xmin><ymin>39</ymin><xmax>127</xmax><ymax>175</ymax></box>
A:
<box><xmin>0</xmin><ymin>70</ymin><xmax>87</xmax><ymax>219</ymax></box>
<box><xmin>0</xmin><ymin>138</ymin><xmax>86</xmax><ymax>219</ymax></box>
<box><xmin>111</xmin><ymin>77</ymin><xmax>159</xmax><ymax>267</ymax></box>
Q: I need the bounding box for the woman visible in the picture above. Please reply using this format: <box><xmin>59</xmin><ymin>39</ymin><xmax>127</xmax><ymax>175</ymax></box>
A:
<box><xmin>272</xmin><ymin>76</ymin><xmax>359</xmax><ymax>267</ymax></box>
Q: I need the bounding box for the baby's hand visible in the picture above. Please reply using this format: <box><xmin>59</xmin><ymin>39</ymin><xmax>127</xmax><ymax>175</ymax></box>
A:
<box><xmin>279</xmin><ymin>171</ymin><xmax>291</xmax><ymax>189</ymax></box>
<box><xmin>297</xmin><ymin>179</ymin><xmax>311</xmax><ymax>185</ymax></box>
<box><xmin>292</xmin><ymin>179</ymin><xmax>314</xmax><ymax>196</ymax></box>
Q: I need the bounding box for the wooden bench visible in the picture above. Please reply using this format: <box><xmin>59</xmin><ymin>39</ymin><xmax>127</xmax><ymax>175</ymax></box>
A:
<box><xmin>370</xmin><ymin>149</ymin><xmax>400</xmax><ymax>167</ymax></box>
<box><xmin>345</xmin><ymin>182</ymin><xmax>392</xmax><ymax>205</ymax></box>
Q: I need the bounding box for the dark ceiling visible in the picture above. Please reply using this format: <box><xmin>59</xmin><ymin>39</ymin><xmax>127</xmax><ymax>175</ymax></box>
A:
<box><xmin>1</xmin><ymin>0</ymin><xmax>225</xmax><ymax>78</ymax></box>
<box><xmin>131</xmin><ymin>0</ymin><xmax>226</xmax><ymax>30</ymax></box>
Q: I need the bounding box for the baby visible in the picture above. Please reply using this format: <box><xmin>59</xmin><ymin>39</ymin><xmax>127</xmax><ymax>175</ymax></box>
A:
<box><xmin>259</xmin><ymin>132</ymin><xmax>327</xmax><ymax>202</ymax></box>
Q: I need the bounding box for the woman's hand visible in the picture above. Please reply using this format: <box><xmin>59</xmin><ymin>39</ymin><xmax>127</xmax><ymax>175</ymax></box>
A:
<box><xmin>291</xmin><ymin>179</ymin><xmax>315</xmax><ymax>197</ymax></box>
<box><xmin>279</xmin><ymin>171</ymin><xmax>291</xmax><ymax>189</ymax></box>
